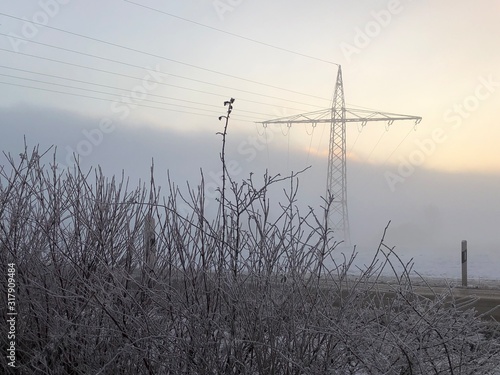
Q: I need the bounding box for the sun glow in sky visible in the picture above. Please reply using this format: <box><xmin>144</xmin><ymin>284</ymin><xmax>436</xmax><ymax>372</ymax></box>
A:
<box><xmin>2</xmin><ymin>0</ymin><xmax>498</xmax><ymax>172</ymax></box>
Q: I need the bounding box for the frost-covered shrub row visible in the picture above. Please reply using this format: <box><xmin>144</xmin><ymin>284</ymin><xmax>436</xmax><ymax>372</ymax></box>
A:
<box><xmin>1</xmin><ymin>146</ymin><xmax>499</xmax><ymax>374</ymax></box>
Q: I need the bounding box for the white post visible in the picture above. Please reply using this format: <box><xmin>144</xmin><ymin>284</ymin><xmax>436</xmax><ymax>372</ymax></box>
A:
<box><xmin>461</xmin><ymin>240</ymin><xmax>467</xmax><ymax>287</ymax></box>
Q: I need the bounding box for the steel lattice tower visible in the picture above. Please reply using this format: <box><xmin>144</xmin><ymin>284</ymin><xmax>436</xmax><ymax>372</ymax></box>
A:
<box><xmin>328</xmin><ymin>65</ymin><xmax>349</xmax><ymax>242</ymax></box>
<box><xmin>260</xmin><ymin>65</ymin><xmax>422</xmax><ymax>244</ymax></box>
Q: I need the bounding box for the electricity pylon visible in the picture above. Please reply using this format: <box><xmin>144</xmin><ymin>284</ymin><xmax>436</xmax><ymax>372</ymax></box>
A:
<box><xmin>260</xmin><ymin>65</ymin><xmax>422</xmax><ymax>244</ymax></box>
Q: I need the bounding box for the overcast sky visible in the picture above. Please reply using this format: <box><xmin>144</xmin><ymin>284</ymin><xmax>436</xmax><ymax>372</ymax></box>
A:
<box><xmin>1</xmin><ymin>0</ymin><xmax>499</xmax><ymax>279</ymax></box>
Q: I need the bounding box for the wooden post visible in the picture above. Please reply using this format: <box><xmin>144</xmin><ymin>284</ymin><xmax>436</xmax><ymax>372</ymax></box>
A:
<box><xmin>461</xmin><ymin>240</ymin><xmax>467</xmax><ymax>287</ymax></box>
<box><xmin>144</xmin><ymin>214</ymin><xmax>156</xmax><ymax>270</ymax></box>
<box><xmin>141</xmin><ymin>213</ymin><xmax>156</xmax><ymax>301</ymax></box>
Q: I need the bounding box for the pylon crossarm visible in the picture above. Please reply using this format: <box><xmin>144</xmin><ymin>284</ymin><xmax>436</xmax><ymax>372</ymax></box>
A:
<box><xmin>345</xmin><ymin>108</ymin><xmax>421</xmax><ymax>124</ymax></box>
<box><xmin>259</xmin><ymin>108</ymin><xmax>332</xmax><ymax>125</ymax></box>
<box><xmin>259</xmin><ymin>107</ymin><xmax>421</xmax><ymax>126</ymax></box>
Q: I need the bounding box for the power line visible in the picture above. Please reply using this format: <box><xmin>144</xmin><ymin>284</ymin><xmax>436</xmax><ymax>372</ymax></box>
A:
<box><xmin>0</xmin><ymin>13</ymin><xmax>331</xmax><ymax>103</ymax></box>
<box><xmin>383</xmin><ymin>126</ymin><xmax>416</xmax><ymax>164</ymax></box>
<box><xmin>0</xmin><ymin>80</ymin><xmax>257</xmax><ymax>122</ymax></box>
<box><xmin>0</xmin><ymin>72</ymin><xmax>269</xmax><ymax>120</ymax></box>
<box><xmin>316</xmin><ymin>123</ymin><xmax>327</xmax><ymax>156</ymax></box>
<box><xmin>0</xmin><ymin>11</ymin><xmax>387</xmax><ymax>132</ymax></box>
<box><xmin>0</xmin><ymin>48</ymin><xmax>320</xmax><ymax>113</ymax></box>
<box><xmin>348</xmin><ymin>129</ymin><xmax>362</xmax><ymax>154</ymax></box>
<box><xmin>0</xmin><ymin>32</ymin><xmax>328</xmax><ymax>109</ymax></box>
<box><xmin>0</xmin><ymin>65</ymin><xmax>274</xmax><ymax>118</ymax></box>
<box><xmin>0</xmin><ymin>65</ymin><xmax>215</xmax><ymax>109</ymax></box>
<box><xmin>366</xmin><ymin>128</ymin><xmax>387</xmax><ymax>161</ymax></box>
<box><xmin>306</xmin><ymin>124</ymin><xmax>316</xmax><ymax>164</ymax></box>
<box><xmin>0</xmin><ymin>12</ymin><xmax>370</xmax><ymax>117</ymax></box>
<box><xmin>122</xmin><ymin>0</ymin><xmax>339</xmax><ymax>67</ymax></box>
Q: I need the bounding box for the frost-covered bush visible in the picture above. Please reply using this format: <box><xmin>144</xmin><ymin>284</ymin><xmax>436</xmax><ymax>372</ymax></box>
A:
<box><xmin>1</xmin><ymin>145</ymin><xmax>499</xmax><ymax>374</ymax></box>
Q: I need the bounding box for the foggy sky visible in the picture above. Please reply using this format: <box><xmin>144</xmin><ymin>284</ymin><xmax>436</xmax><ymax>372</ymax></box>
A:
<box><xmin>1</xmin><ymin>1</ymin><xmax>499</xmax><ymax>280</ymax></box>
<box><xmin>1</xmin><ymin>105</ymin><xmax>499</xmax><ymax>279</ymax></box>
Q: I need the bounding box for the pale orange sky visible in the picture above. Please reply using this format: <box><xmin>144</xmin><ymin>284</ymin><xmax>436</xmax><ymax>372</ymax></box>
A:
<box><xmin>0</xmin><ymin>0</ymin><xmax>499</xmax><ymax>176</ymax></box>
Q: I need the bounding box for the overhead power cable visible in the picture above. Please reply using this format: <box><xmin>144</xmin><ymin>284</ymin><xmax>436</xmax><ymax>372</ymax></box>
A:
<box><xmin>0</xmin><ymin>65</ymin><xmax>274</xmax><ymax>118</ymax></box>
<box><xmin>122</xmin><ymin>0</ymin><xmax>339</xmax><ymax>67</ymax></box>
<box><xmin>0</xmin><ymin>80</ymin><xmax>257</xmax><ymax>122</ymax></box>
<box><xmin>0</xmin><ymin>72</ymin><xmax>268</xmax><ymax>120</ymax></box>
<box><xmin>348</xmin><ymin>130</ymin><xmax>362</xmax><ymax>154</ymax></box>
<box><xmin>366</xmin><ymin>128</ymin><xmax>387</xmax><ymax>161</ymax></box>
<box><xmin>0</xmin><ymin>12</ymin><xmax>331</xmax><ymax>103</ymax></box>
<box><xmin>0</xmin><ymin>32</ymin><xmax>326</xmax><ymax>110</ymax></box>
<box><xmin>0</xmin><ymin>48</ymin><xmax>318</xmax><ymax>112</ymax></box>
<box><xmin>383</xmin><ymin>126</ymin><xmax>416</xmax><ymax>164</ymax></box>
